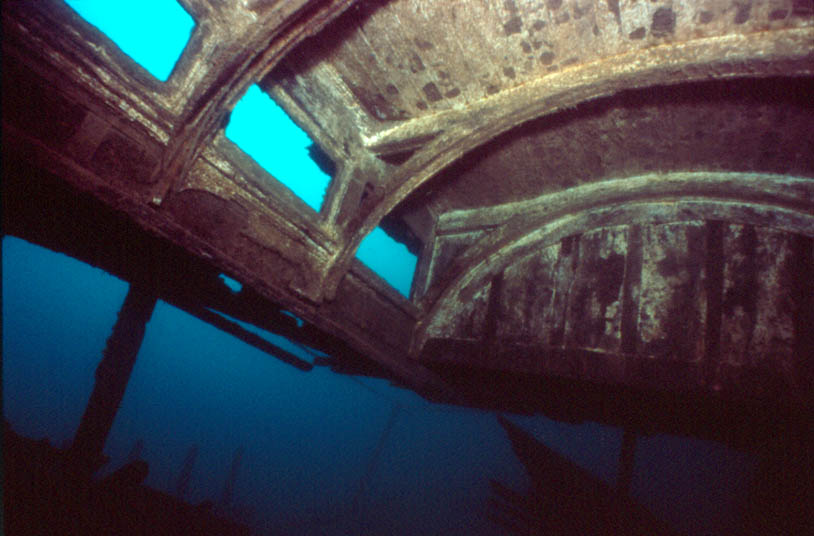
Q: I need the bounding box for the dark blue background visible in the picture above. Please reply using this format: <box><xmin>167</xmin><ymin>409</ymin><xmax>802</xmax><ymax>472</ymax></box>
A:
<box><xmin>3</xmin><ymin>236</ymin><xmax>753</xmax><ymax>535</ymax></box>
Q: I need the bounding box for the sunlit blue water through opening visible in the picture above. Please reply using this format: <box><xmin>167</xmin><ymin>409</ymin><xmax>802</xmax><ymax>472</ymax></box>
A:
<box><xmin>356</xmin><ymin>227</ymin><xmax>417</xmax><ymax>298</ymax></box>
<box><xmin>64</xmin><ymin>0</ymin><xmax>195</xmax><ymax>82</ymax></box>
<box><xmin>219</xmin><ymin>273</ymin><xmax>243</xmax><ymax>293</ymax></box>
<box><xmin>226</xmin><ymin>85</ymin><xmax>332</xmax><ymax>212</ymax></box>
<box><xmin>225</xmin><ymin>85</ymin><xmax>415</xmax><ymax>296</ymax></box>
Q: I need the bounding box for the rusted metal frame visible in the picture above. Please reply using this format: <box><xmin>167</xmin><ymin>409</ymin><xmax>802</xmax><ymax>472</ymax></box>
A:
<box><xmin>411</xmin><ymin>199</ymin><xmax>814</xmax><ymax>357</ymax></box>
<box><xmin>320</xmin><ymin>27</ymin><xmax>814</xmax><ymax>301</ymax></box>
<box><xmin>150</xmin><ymin>0</ymin><xmax>359</xmax><ymax>206</ymax></box>
<box><xmin>266</xmin><ymin>85</ymin><xmax>352</xmax><ymax>239</ymax></box>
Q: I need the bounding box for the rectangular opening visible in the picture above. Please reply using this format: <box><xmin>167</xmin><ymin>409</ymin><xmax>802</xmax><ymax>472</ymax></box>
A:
<box><xmin>218</xmin><ymin>274</ymin><xmax>242</xmax><ymax>293</ymax></box>
<box><xmin>356</xmin><ymin>227</ymin><xmax>418</xmax><ymax>298</ymax></box>
<box><xmin>225</xmin><ymin>84</ymin><xmax>333</xmax><ymax>212</ymax></box>
<box><xmin>64</xmin><ymin>0</ymin><xmax>195</xmax><ymax>82</ymax></box>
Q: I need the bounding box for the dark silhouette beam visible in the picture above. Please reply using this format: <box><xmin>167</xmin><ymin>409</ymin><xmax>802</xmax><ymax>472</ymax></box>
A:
<box><xmin>69</xmin><ymin>283</ymin><xmax>157</xmax><ymax>472</ymax></box>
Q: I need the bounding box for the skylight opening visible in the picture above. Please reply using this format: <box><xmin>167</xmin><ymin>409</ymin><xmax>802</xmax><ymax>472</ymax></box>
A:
<box><xmin>356</xmin><ymin>227</ymin><xmax>418</xmax><ymax>298</ymax></box>
<box><xmin>64</xmin><ymin>0</ymin><xmax>195</xmax><ymax>82</ymax></box>
<box><xmin>225</xmin><ymin>84</ymin><xmax>333</xmax><ymax>212</ymax></box>
<box><xmin>281</xmin><ymin>310</ymin><xmax>305</xmax><ymax>328</ymax></box>
<box><xmin>218</xmin><ymin>274</ymin><xmax>242</xmax><ymax>293</ymax></box>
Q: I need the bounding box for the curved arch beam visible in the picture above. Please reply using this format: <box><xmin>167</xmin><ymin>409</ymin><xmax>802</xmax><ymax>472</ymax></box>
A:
<box><xmin>154</xmin><ymin>0</ymin><xmax>357</xmax><ymax>200</ymax></box>
<box><xmin>321</xmin><ymin>27</ymin><xmax>814</xmax><ymax>300</ymax></box>
<box><xmin>411</xmin><ymin>172</ymin><xmax>814</xmax><ymax>356</ymax></box>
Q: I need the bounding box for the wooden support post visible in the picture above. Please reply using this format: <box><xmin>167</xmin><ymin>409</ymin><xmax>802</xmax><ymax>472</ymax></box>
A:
<box><xmin>69</xmin><ymin>283</ymin><xmax>157</xmax><ymax>472</ymax></box>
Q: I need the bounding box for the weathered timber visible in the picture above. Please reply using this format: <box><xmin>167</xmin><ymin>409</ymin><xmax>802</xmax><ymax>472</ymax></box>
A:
<box><xmin>418</xmin><ymin>219</ymin><xmax>814</xmax><ymax>404</ymax></box>
<box><xmin>3</xmin><ymin>0</ymin><xmax>813</xmax><ymax>423</ymax></box>
<box><xmin>69</xmin><ymin>285</ymin><xmax>157</xmax><ymax>472</ymax></box>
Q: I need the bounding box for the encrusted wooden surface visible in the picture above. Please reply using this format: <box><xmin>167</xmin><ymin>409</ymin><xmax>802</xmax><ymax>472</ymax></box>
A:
<box><xmin>3</xmin><ymin>0</ymin><xmax>813</xmax><ymax>405</ymax></box>
<box><xmin>420</xmin><ymin>220</ymin><xmax>813</xmax><ymax>400</ymax></box>
<box><xmin>426</xmin><ymin>77</ymin><xmax>814</xmax><ymax>214</ymax></box>
<box><xmin>279</xmin><ymin>0</ymin><xmax>814</xmax><ymax>123</ymax></box>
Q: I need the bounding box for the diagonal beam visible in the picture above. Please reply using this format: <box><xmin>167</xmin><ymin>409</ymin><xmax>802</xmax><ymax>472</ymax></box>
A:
<box><xmin>69</xmin><ymin>283</ymin><xmax>157</xmax><ymax>473</ymax></box>
<box><xmin>153</xmin><ymin>0</ymin><xmax>359</xmax><ymax>203</ymax></box>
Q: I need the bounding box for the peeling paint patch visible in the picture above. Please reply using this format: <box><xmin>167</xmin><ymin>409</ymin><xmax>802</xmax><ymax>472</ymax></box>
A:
<box><xmin>734</xmin><ymin>2</ymin><xmax>752</xmax><ymax>24</ymax></box>
<box><xmin>344</xmin><ymin>78</ymin><xmax>407</xmax><ymax>120</ymax></box>
<box><xmin>637</xmin><ymin>222</ymin><xmax>706</xmax><ymax>362</ymax></box>
<box><xmin>651</xmin><ymin>7</ymin><xmax>676</xmax><ymax>37</ymax></box>
<box><xmin>408</xmin><ymin>52</ymin><xmax>425</xmax><ymax>73</ymax></box>
<box><xmin>414</xmin><ymin>38</ymin><xmax>434</xmax><ymax>51</ymax></box>
<box><xmin>497</xmin><ymin>245</ymin><xmax>561</xmax><ymax>341</ymax></box>
<box><xmin>565</xmin><ymin>228</ymin><xmax>627</xmax><ymax>353</ymax></box>
<box><xmin>422</xmin><ymin>82</ymin><xmax>443</xmax><ymax>102</ymax></box>
<box><xmin>504</xmin><ymin>16</ymin><xmax>523</xmax><ymax>35</ymax></box>
<box><xmin>629</xmin><ymin>27</ymin><xmax>646</xmax><ymax>40</ymax></box>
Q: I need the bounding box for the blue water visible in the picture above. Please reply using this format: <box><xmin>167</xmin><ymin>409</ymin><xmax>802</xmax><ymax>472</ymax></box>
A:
<box><xmin>225</xmin><ymin>84</ymin><xmax>417</xmax><ymax>297</ymax></box>
<box><xmin>2</xmin><ymin>235</ymin><xmax>753</xmax><ymax>535</ymax></box>
<box><xmin>226</xmin><ymin>84</ymin><xmax>332</xmax><ymax>213</ymax></box>
<box><xmin>356</xmin><ymin>227</ymin><xmax>417</xmax><ymax>298</ymax></box>
<box><xmin>64</xmin><ymin>0</ymin><xmax>195</xmax><ymax>82</ymax></box>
